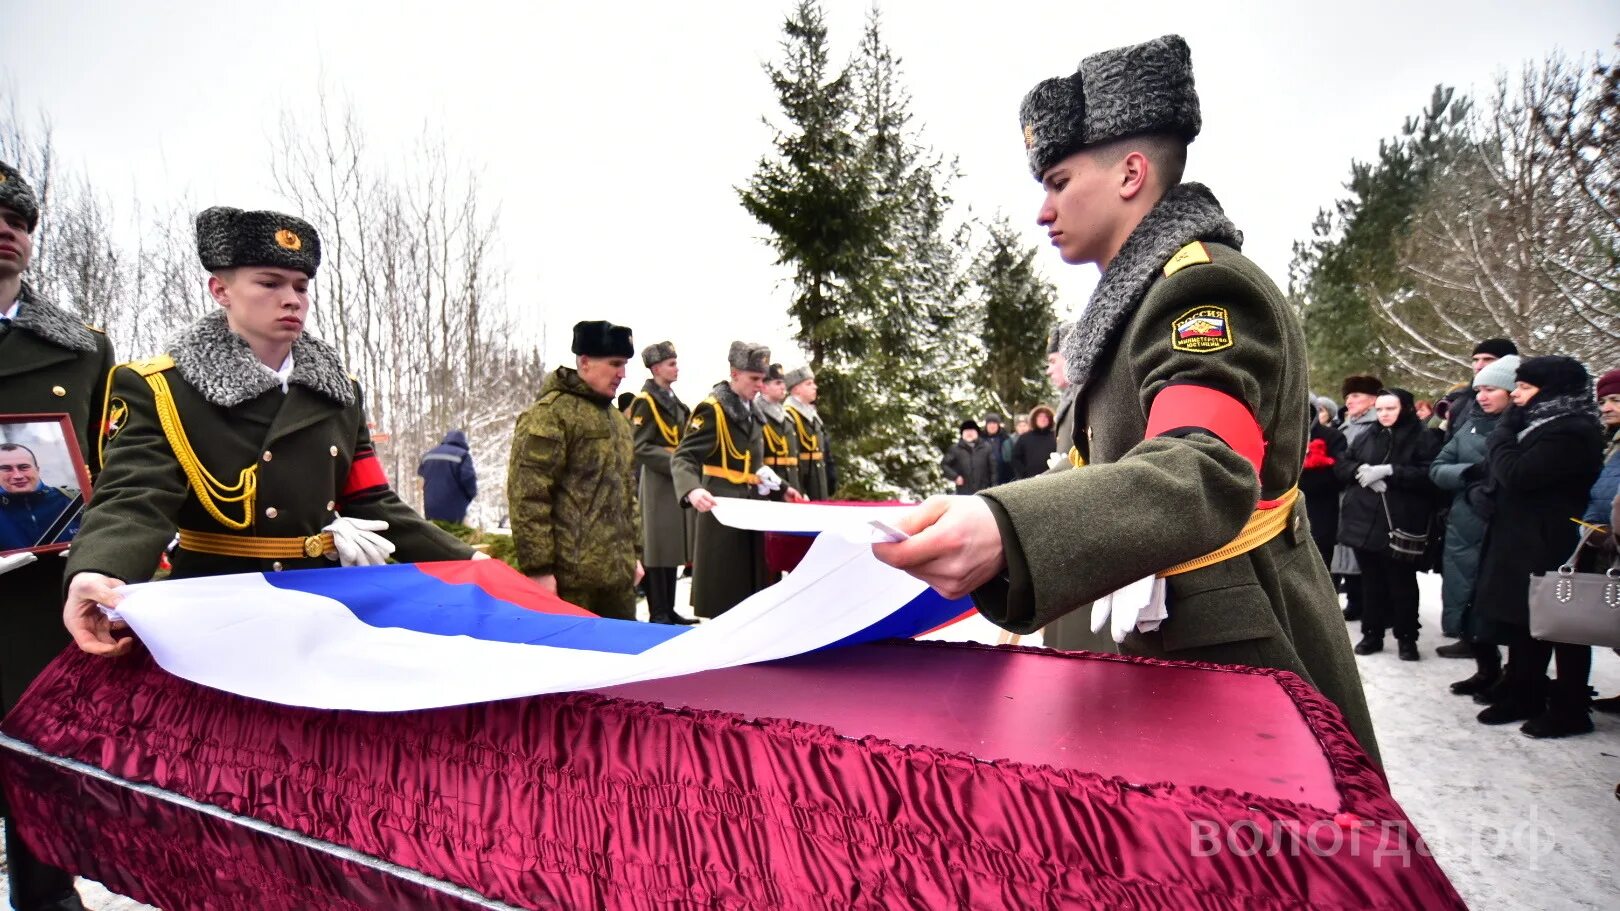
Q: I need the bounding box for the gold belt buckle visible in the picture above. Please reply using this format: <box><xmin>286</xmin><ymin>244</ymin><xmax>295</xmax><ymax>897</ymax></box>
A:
<box><xmin>303</xmin><ymin>534</ymin><xmax>326</xmax><ymax>558</ymax></box>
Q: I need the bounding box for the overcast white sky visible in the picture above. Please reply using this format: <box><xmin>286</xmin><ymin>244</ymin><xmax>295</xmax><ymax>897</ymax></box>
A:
<box><xmin>5</xmin><ymin>0</ymin><xmax>1616</xmax><ymax>397</ymax></box>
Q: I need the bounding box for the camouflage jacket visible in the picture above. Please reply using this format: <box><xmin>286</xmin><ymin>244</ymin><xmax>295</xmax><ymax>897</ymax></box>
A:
<box><xmin>507</xmin><ymin>367</ymin><xmax>639</xmax><ymax>589</ymax></box>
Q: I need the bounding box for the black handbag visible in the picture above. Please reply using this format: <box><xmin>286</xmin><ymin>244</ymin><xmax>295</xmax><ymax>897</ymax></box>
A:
<box><xmin>1380</xmin><ymin>493</ymin><xmax>1430</xmax><ymax>563</ymax></box>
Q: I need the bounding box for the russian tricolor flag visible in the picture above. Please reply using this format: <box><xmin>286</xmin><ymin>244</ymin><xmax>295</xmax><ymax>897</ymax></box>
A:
<box><xmin>107</xmin><ymin>505</ymin><xmax>972</xmax><ymax>712</ymax></box>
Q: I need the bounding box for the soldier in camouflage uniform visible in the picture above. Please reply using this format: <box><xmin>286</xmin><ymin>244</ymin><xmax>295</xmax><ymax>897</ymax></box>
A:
<box><xmin>0</xmin><ymin>159</ymin><xmax>110</xmax><ymax>911</ymax></box>
<box><xmin>628</xmin><ymin>340</ymin><xmax>697</xmax><ymax>625</ymax></box>
<box><xmin>673</xmin><ymin>341</ymin><xmax>774</xmax><ymax>617</ymax></box>
<box><xmin>508</xmin><ymin>320</ymin><xmax>643</xmax><ymax>620</ymax></box>
<box><xmin>874</xmin><ymin>35</ymin><xmax>1378</xmax><ymax>761</ymax></box>
<box><xmin>754</xmin><ymin>363</ymin><xmax>806</xmax><ymax>499</ymax></box>
<box><xmin>63</xmin><ymin>207</ymin><xmax>477</xmax><ymax>658</ymax></box>
<box><xmin>784</xmin><ymin>365</ymin><xmax>832</xmax><ymax>501</ymax></box>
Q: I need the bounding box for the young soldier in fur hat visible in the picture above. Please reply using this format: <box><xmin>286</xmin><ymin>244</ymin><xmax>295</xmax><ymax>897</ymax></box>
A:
<box><xmin>874</xmin><ymin>35</ymin><xmax>1378</xmax><ymax>759</ymax></box>
<box><xmin>507</xmin><ymin>321</ymin><xmax>644</xmax><ymax>620</ymax></box>
<box><xmin>754</xmin><ymin>363</ymin><xmax>808</xmax><ymax>501</ymax></box>
<box><xmin>63</xmin><ymin>206</ymin><xmax>478</xmax><ymax>656</ymax></box>
<box><xmin>673</xmin><ymin>341</ymin><xmax>777</xmax><ymax>617</ymax></box>
<box><xmin>628</xmin><ymin>340</ymin><xmax>698</xmax><ymax>624</ymax></box>
<box><xmin>784</xmin><ymin>365</ymin><xmax>832</xmax><ymax>500</ymax></box>
<box><xmin>0</xmin><ymin>159</ymin><xmax>114</xmax><ymax>911</ymax></box>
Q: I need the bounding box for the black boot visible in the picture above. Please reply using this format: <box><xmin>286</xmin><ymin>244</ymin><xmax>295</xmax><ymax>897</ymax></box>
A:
<box><xmin>1435</xmin><ymin>639</ymin><xmax>1473</xmax><ymax>658</ymax></box>
<box><xmin>1342</xmin><ymin>605</ymin><xmax>1362</xmax><ymax>622</ymax></box>
<box><xmin>1592</xmin><ymin>695</ymin><xmax>1620</xmax><ymax>715</ymax></box>
<box><xmin>1522</xmin><ymin>681</ymin><xmax>1595</xmax><ymax>739</ymax></box>
<box><xmin>1451</xmin><ymin>645</ymin><xmax>1503</xmax><ymax>696</ymax></box>
<box><xmin>649</xmin><ymin>611</ymin><xmax>699</xmax><ymax>626</ymax></box>
<box><xmin>1353</xmin><ymin>633</ymin><xmax>1383</xmax><ymax>655</ymax></box>
<box><xmin>1397</xmin><ymin>639</ymin><xmax>1420</xmax><ymax>661</ymax></box>
<box><xmin>1477</xmin><ymin>674</ymin><xmax>1548</xmax><ymax>725</ymax></box>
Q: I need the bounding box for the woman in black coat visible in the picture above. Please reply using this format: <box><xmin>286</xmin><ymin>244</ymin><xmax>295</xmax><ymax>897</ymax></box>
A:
<box><xmin>1336</xmin><ymin>388</ymin><xmax>1440</xmax><ymax>661</ymax></box>
<box><xmin>1301</xmin><ymin>396</ymin><xmax>1348</xmax><ymax>576</ymax></box>
<box><xmin>1472</xmin><ymin>356</ymin><xmax>1605</xmax><ymax>737</ymax></box>
<box><xmin>1011</xmin><ymin>404</ymin><xmax>1058</xmax><ymax>479</ymax></box>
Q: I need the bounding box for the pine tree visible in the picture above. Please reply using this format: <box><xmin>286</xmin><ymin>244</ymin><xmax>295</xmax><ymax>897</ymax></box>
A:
<box><xmin>971</xmin><ymin>214</ymin><xmax>1057</xmax><ymax>414</ymax></box>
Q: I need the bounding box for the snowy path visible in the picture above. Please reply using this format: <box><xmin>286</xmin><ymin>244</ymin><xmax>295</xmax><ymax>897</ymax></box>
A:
<box><xmin>6</xmin><ymin>574</ymin><xmax>1617</xmax><ymax>910</ymax></box>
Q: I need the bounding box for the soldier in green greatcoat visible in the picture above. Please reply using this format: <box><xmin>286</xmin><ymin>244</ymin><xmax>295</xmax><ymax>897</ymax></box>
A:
<box><xmin>62</xmin><ymin>206</ymin><xmax>476</xmax><ymax>657</ymax></box>
<box><xmin>629</xmin><ymin>340</ymin><xmax>698</xmax><ymax>625</ymax></box>
<box><xmin>784</xmin><ymin>365</ymin><xmax>832</xmax><ymax>501</ymax></box>
<box><xmin>754</xmin><ymin>363</ymin><xmax>806</xmax><ymax>499</ymax></box>
<box><xmin>873</xmin><ymin>35</ymin><xmax>1378</xmax><ymax>761</ymax></box>
<box><xmin>0</xmin><ymin>159</ymin><xmax>113</xmax><ymax>911</ymax></box>
<box><xmin>507</xmin><ymin>320</ymin><xmax>642</xmax><ymax>620</ymax></box>
<box><xmin>673</xmin><ymin>341</ymin><xmax>776</xmax><ymax>618</ymax></box>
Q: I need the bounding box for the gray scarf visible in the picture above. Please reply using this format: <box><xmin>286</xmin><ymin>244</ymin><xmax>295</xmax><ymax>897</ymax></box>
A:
<box><xmin>1520</xmin><ymin>390</ymin><xmax>1601</xmax><ymax>441</ymax></box>
<box><xmin>787</xmin><ymin>395</ymin><xmax>819</xmax><ymax>423</ymax></box>
<box><xmin>1061</xmin><ymin>183</ymin><xmax>1243</xmax><ymax>391</ymax></box>
<box><xmin>754</xmin><ymin>393</ymin><xmax>786</xmax><ymax>424</ymax></box>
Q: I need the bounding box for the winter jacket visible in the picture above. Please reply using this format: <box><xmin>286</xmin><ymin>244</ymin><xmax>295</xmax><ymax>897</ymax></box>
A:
<box><xmin>1440</xmin><ymin>384</ymin><xmax>1475</xmax><ymax>442</ymax></box>
<box><xmin>417</xmin><ymin>430</ymin><xmax>477</xmax><ymax>523</ymax></box>
<box><xmin>942</xmin><ymin>438</ymin><xmax>993</xmax><ymax>494</ymax></box>
<box><xmin>0</xmin><ymin>481</ymin><xmax>82</xmax><ymax>552</ymax></box>
<box><xmin>1429</xmin><ymin>412</ymin><xmax>1499</xmax><ymax>636</ymax></box>
<box><xmin>1583</xmin><ymin>427</ymin><xmax>1620</xmax><ymax>525</ymax></box>
<box><xmin>1474</xmin><ymin>406</ymin><xmax>1604</xmax><ymax>632</ymax></box>
<box><xmin>1011</xmin><ymin>412</ymin><xmax>1058</xmax><ymax>480</ymax></box>
<box><xmin>983</xmin><ymin>429</ymin><xmax>1013</xmax><ymax>485</ymax></box>
<box><xmin>1336</xmin><ymin>391</ymin><xmax>1440</xmax><ymax>554</ymax></box>
<box><xmin>1300</xmin><ymin>420</ymin><xmax>1346</xmax><ymax>564</ymax></box>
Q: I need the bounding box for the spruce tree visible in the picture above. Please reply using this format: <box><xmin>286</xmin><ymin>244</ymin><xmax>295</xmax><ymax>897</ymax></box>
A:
<box><xmin>971</xmin><ymin>214</ymin><xmax>1057</xmax><ymax>414</ymax></box>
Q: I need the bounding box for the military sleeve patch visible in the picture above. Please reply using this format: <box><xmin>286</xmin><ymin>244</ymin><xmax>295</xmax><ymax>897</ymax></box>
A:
<box><xmin>104</xmin><ymin>397</ymin><xmax>129</xmax><ymax>440</ymax></box>
<box><xmin>1171</xmin><ymin>306</ymin><xmax>1233</xmax><ymax>353</ymax></box>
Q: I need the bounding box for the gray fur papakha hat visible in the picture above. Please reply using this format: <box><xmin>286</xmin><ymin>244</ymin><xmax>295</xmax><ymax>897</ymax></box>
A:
<box><xmin>0</xmin><ymin>161</ymin><xmax>40</xmax><ymax>231</ymax></box>
<box><xmin>1019</xmin><ymin>34</ymin><xmax>1201</xmax><ymax>179</ymax></box>
<box><xmin>642</xmin><ymin>340</ymin><xmax>677</xmax><ymax>367</ymax></box>
<box><xmin>196</xmin><ymin>207</ymin><xmax>323</xmax><ymax>275</ymax></box>
<box><xmin>1046</xmin><ymin>320</ymin><xmax>1072</xmax><ymax>355</ymax></box>
<box><xmin>785</xmin><ymin>365</ymin><xmax>814</xmax><ymax>390</ymax></box>
<box><xmin>572</xmin><ymin>320</ymin><xmax>634</xmax><ymax>358</ymax></box>
<box><xmin>727</xmin><ymin>341</ymin><xmax>770</xmax><ymax>374</ymax></box>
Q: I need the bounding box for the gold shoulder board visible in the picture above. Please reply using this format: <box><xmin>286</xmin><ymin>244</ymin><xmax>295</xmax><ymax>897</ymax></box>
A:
<box><xmin>125</xmin><ymin>354</ymin><xmax>176</xmax><ymax>376</ymax></box>
<box><xmin>1163</xmin><ymin>241</ymin><xmax>1212</xmax><ymax>277</ymax></box>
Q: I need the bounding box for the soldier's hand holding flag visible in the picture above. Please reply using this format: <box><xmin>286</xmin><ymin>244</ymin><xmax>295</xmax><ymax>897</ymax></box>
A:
<box><xmin>325</xmin><ymin>515</ymin><xmax>396</xmax><ymax>566</ymax></box>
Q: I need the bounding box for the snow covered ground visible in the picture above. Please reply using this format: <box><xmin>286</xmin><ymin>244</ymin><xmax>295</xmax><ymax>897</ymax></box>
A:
<box><xmin>5</xmin><ymin>573</ymin><xmax>1617</xmax><ymax>910</ymax></box>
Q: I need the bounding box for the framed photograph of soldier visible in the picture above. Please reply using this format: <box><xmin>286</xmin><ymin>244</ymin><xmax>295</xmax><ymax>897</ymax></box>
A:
<box><xmin>0</xmin><ymin>413</ymin><xmax>92</xmax><ymax>556</ymax></box>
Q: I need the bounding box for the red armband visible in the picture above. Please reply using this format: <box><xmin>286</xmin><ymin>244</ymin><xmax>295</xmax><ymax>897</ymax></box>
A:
<box><xmin>1145</xmin><ymin>383</ymin><xmax>1267</xmax><ymax>476</ymax></box>
<box><xmin>341</xmin><ymin>446</ymin><xmax>390</xmax><ymax>501</ymax></box>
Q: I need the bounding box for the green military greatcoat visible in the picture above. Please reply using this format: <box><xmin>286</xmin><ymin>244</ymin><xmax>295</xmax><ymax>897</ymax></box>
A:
<box><xmin>973</xmin><ymin>184</ymin><xmax>1379</xmax><ymax>761</ymax></box>
<box><xmin>672</xmin><ymin>381</ymin><xmax>768</xmax><ymax>618</ymax></box>
<box><xmin>629</xmin><ymin>379</ymin><xmax>694</xmax><ymax>569</ymax></box>
<box><xmin>785</xmin><ymin>396</ymin><xmax>830</xmax><ymax>501</ymax></box>
<box><xmin>67</xmin><ymin>310</ymin><xmax>471</xmax><ymax>586</ymax></box>
<box><xmin>507</xmin><ymin>367</ymin><xmax>640</xmax><ymax>619</ymax></box>
<box><xmin>0</xmin><ymin>283</ymin><xmax>116</xmax><ymax>712</ymax></box>
<box><xmin>755</xmin><ymin>395</ymin><xmax>802</xmax><ymax>495</ymax></box>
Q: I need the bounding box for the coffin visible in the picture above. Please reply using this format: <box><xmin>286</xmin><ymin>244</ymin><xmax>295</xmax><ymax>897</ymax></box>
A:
<box><xmin>0</xmin><ymin>641</ymin><xmax>1463</xmax><ymax>910</ymax></box>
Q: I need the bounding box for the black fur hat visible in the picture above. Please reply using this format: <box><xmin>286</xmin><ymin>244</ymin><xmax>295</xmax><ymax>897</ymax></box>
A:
<box><xmin>641</xmin><ymin>340</ymin><xmax>677</xmax><ymax>368</ymax></box>
<box><xmin>1019</xmin><ymin>35</ymin><xmax>1201</xmax><ymax>179</ymax></box>
<box><xmin>1341</xmin><ymin>374</ymin><xmax>1384</xmax><ymax>398</ymax></box>
<box><xmin>764</xmin><ymin>363</ymin><xmax>786</xmax><ymax>383</ymax></box>
<box><xmin>196</xmin><ymin>207</ymin><xmax>322</xmax><ymax>276</ymax></box>
<box><xmin>1515</xmin><ymin>355</ymin><xmax>1590</xmax><ymax>399</ymax></box>
<box><xmin>572</xmin><ymin>320</ymin><xmax>634</xmax><ymax>358</ymax></box>
<box><xmin>0</xmin><ymin>161</ymin><xmax>40</xmax><ymax>231</ymax></box>
<box><xmin>960</xmin><ymin>419</ymin><xmax>980</xmax><ymax>432</ymax></box>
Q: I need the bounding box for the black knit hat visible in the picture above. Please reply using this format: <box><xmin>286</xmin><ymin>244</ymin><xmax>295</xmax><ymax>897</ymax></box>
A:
<box><xmin>1341</xmin><ymin>374</ymin><xmax>1383</xmax><ymax>398</ymax></box>
<box><xmin>0</xmin><ymin>161</ymin><xmax>40</xmax><ymax>232</ymax></box>
<box><xmin>571</xmin><ymin>320</ymin><xmax>634</xmax><ymax>358</ymax></box>
<box><xmin>1515</xmin><ymin>355</ymin><xmax>1589</xmax><ymax>399</ymax></box>
<box><xmin>196</xmin><ymin>207</ymin><xmax>322</xmax><ymax>276</ymax></box>
<box><xmin>960</xmin><ymin>419</ymin><xmax>980</xmax><ymax>432</ymax></box>
<box><xmin>1472</xmin><ymin>338</ymin><xmax>1518</xmax><ymax>359</ymax></box>
<box><xmin>1019</xmin><ymin>35</ymin><xmax>1201</xmax><ymax>179</ymax></box>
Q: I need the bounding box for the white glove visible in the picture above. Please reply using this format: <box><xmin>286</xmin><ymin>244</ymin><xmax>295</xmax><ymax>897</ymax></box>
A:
<box><xmin>0</xmin><ymin>551</ymin><xmax>39</xmax><ymax>577</ymax></box>
<box><xmin>1047</xmin><ymin>451</ymin><xmax>1068</xmax><ymax>470</ymax></box>
<box><xmin>1356</xmin><ymin>464</ymin><xmax>1394</xmax><ymax>487</ymax></box>
<box><xmin>470</xmin><ymin>551</ymin><xmax>492</xmax><ymax>561</ymax></box>
<box><xmin>1368</xmin><ymin>478</ymin><xmax>1388</xmax><ymax>494</ymax></box>
<box><xmin>1090</xmin><ymin>575</ymin><xmax>1168</xmax><ymax>644</ymax></box>
<box><xmin>755</xmin><ymin>465</ymin><xmax>784</xmax><ymax>496</ymax></box>
<box><xmin>323</xmin><ymin>515</ymin><xmax>396</xmax><ymax>566</ymax></box>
